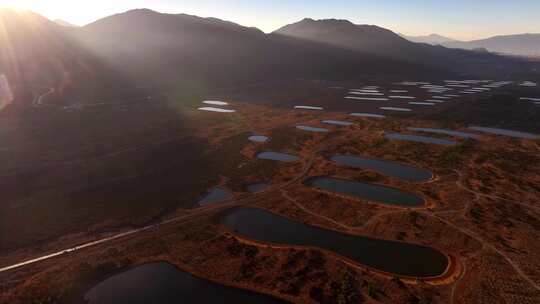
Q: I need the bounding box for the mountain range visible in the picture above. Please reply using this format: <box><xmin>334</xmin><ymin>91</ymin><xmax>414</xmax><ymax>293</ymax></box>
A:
<box><xmin>403</xmin><ymin>33</ymin><xmax>540</xmax><ymax>57</ymax></box>
<box><xmin>0</xmin><ymin>9</ymin><xmax>537</xmax><ymax>107</ymax></box>
<box><xmin>443</xmin><ymin>33</ymin><xmax>540</xmax><ymax>57</ymax></box>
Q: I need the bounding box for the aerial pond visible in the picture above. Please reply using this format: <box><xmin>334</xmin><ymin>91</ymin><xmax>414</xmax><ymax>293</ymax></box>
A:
<box><xmin>257</xmin><ymin>151</ymin><xmax>300</xmax><ymax>162</ymax></box>
<box><xmin>307</xmin><ymin>177</ymin><xmax>425</xmax><ymax>207</ymax></box>
<box><xmin>386</xmin><ymin>133</ymin><xmax>456</xmax><ymax>146</ymax></box>
<box><xmin>198</xmin><ymin>187</ymin><xmax>233</xmax><ymax>206</ymax></box>
<box><xmin>469</xmin><ymin>126</ymin><xmax>540</xmax><ymax>140</ymax></box>
<box><xmin>330</xmin><ymin>155</ymin><xmax>433</xmax><ymax>182</ymax></box>
<box><xmin>222</xmin><ymin>208</ymin><xmax>449</xmax><ymax>277</ymax></box>
<box><xmin>296</xmin><ymin>125</ymin><xmax>329</xmax><ymax>133</ymax></box>
<box><xmin>248</xmin><ymin>135</ymin><xmax>269</xmax><ymax>143</ymax></box>
<box><xmin>407</xmin><ymin>127</ymin><xmax>478</xmax><ymax>139</ymax></box>
<box><xmin>85</xmin><ymin>262</ymin><xmax>284</xmax><ymax>304</ymax></box>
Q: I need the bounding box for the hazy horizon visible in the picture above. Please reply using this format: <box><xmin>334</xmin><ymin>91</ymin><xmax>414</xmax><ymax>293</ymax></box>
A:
<box><xmin>2</xmin><ymin>0</ymin><xmax>540</xmax><ymax>40</ymax></box>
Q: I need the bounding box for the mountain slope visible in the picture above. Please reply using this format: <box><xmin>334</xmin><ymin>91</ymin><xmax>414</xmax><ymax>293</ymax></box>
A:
<box><xmin>443</xmin><ymin>33</ymin><xmax>540</xmax><ymax>56</ymax></box>
<box><xmin>72</xmin><ymin>9</ymin><xmax>270</xmax><ymax>87</ymax></box>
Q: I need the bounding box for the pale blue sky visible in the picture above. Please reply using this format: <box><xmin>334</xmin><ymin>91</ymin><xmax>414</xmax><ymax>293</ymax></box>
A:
<box><xmin>5</xmin><ymin>0</ymin><xmax>540</xmax><ymax>40</ymax></box>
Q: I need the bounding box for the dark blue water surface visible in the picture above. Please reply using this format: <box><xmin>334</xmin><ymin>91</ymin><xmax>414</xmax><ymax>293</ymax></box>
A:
<box><xmin>222</xmin><ymin>208</ymin><xmax>448</xmax><ymax>277</ymax></box>
<box><xmin>85</xmin><ymin>262</ymin><xmax>285</xmax><ymax>304</ymax></box>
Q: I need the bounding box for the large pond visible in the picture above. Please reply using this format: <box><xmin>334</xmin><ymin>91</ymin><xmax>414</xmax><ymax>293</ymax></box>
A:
<box><xmin>307</xmin><ymin>177</ymin><xmax>425</xmax><ymax>207</ymax></box>
<box><xmin>407</xmin><ymin>127</ymin><xmax>478</xmax><ymax>139</ymax></box>
<box><xmin>198</xmin><ymin>187</ymin><xmax>233</xmax><ymax>206</ymax></box>
<box><xmin>84</xmin><ymin>262</ymin><xmax>284</xmax><ymax>304</ymax></box>
<box><xmin>330</xmin><ymin>155</ymin><xmax>432</xmax><ymax>182</ymax></box>
<box><xmin>222</xmin><ymin>208</ymin><xmax>448</xmax><ymax>277</ymax></box>
<box><xmin>386</xmin><ymin>133</ymin><xmax>456</xmax><ymax>146</ymax></box>
<box><xmin>257</xmin><ymin>151</ymin><xmax>300</xmax><ymax>162</ymax></box>
<box><xmin>468</xmin><ymin>126</ymin><xmax>540</xmax><ymax>140</ymax></box>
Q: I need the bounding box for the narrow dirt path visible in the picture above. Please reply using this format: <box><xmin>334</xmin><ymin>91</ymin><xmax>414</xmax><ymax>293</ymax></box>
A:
<box><xmin>281</xmin><ymin>189</ymin><xmax>358</xmax><ymax>232</ymax></box>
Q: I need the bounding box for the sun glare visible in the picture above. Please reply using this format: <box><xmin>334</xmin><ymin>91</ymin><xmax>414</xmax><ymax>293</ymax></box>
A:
<box><xmin>0</xmin><ymin>1</ymin><xmax>27</xmax><ymax>10</ymax></box>
<box><xmin>0</xmin><ymin>0</ymin><xmax>98</xmax><ymax>26</ymax></box>
<box><xmin>0</xmin><ymin>1</ymin><xmax>70</xmax><ymax>19</ymax></box>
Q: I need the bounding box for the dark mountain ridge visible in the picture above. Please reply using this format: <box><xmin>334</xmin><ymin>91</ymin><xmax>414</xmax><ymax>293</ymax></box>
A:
<box><xmin>70</xmin><ymin>9</ymin><xmax>449</xmax><ymax>91</ymax></box>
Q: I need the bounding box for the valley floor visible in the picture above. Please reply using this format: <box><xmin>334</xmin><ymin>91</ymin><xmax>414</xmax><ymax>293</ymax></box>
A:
<box><xmin>1</xmin><ymin>79</ymin><xmax>540</xmax><ymax>303</ymax></box>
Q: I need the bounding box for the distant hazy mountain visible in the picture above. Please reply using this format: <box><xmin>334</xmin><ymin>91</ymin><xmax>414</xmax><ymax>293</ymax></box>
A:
<box><xmin>401</xmin><ymin>33</ymin><xmax>457</xmax><ymax>45</ymax></box>
<box><xmin>443</xmin><ymin>33</ymin><xmax>540</xmax><ymax>57</ymax></box>
<box><xmin>54</xmin><ymin>19</ymin><xmax>78</xmax><ymax>27</ymax></box>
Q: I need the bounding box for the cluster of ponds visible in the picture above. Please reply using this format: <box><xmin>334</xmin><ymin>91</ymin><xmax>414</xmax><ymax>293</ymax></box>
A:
<box><xmin>87</xmin><ymin>83</ymin><xmax>540</xmax><ymax>300</ymax></box>
<box><xmin>348</xmin><ymin>80</ymin><xmax>521</xmax><ymax>114</ymax></box>
<box><xmin>342</xmin><ymin>80</ymin><xmax>515</xmax><ymax>115</ymax></box>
